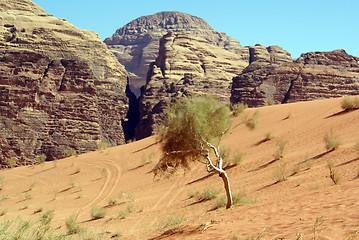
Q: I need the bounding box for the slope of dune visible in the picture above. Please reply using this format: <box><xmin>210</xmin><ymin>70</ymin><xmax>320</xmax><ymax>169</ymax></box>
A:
<box><xmin>0</xmin><ymin>96</ymin><xmax>359</xmax><ymax>239</ymax></box>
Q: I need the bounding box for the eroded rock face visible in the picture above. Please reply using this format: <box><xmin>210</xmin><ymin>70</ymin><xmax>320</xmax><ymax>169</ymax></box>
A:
<box><xmin>105</xmin><ymin>11</ymin><xmax>244</xmax><ymax>96</ymax></box>
<box><xmin>0</xmin><ymin>0</ymin><xmax>129</xmax><ymax>165</ymax></box>
<box><xmin>134</xmin><ymin>32</ymin><xmax>252</xmax><ymax>139</ymax></box>
<box><xmin>231</xmin><ymin>49</ymin><xmax>359</xmax><ymax>107</ymax></box>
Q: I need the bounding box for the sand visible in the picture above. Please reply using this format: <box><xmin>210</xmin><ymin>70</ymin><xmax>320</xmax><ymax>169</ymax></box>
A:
<box><xmin>1</xmin><ymin>96</ymin><xmax>359</xmax><ymax>239</ymax></box>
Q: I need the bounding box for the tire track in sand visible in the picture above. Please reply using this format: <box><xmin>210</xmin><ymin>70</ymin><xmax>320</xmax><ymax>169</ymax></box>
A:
<box><xmin>78</xmin><ymin>160</ymin><xmax>121</xmax><ymax>217</ymax></box>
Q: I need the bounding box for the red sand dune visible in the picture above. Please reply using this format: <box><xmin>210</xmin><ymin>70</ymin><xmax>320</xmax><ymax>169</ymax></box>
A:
<box><xmin>1</xmin><ymin>96</ymin><xmax>359</xmax><ymax>239</ymax></box>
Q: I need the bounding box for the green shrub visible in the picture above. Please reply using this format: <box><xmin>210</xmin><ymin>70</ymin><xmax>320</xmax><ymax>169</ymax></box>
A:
<box><xmin>158</xmin><ymin>215</ymin><xmax>187</xmax><ymax>229</ymax></box>
<box><xmin>33</xmin><ymin>207</ymin><xmax>43</xmax><ymax>214</ymax></box>
<box><xmin>196</xmin><ymin>187</ymin><xmax>220</xmax><ymax>201</ymax></box>
<box><xmin>264</xmin><ymin>131</ymin><xmax>273</xmax><ymax>141</ymax></box>
<box><xmin>213</xmin><ymin>191</ymin><xmax>255</xmax><ymax>209</ymax></box>
<box><xmin>96</xmin><ymin>139</ymin><xmax>109</xmax><ymax>150</ymax></box>
<box><xmin>327</xmin><ymin>160</ymin><xmax>340</xmax><ymax>184</ymax></box>
<box><xmin>91</xmin><ymin>206</ymin><xmax>106</xmax><ymax>220</ymax></box>
<box><xmin>66</xmin><ymin>214</ymin><xmax>82</xmax><ymax>234</ymax></box>
<box><xmin>273</xmin><ymin>139</ymin><xmax>288</xmax><ymax>160</ymax></box>
<box><xmin>118</xmin><ymin>210</ymin><xmax>129</xmax><ymax>219</ymax></box>
<box><xmin>273</xmin><ymin>163</ymin><xmax>288</xmax><ymax>182</ymax></box>
<box><xmin>341</xmin><ymin>96</ymin><xmax>359</xmax><ymax>111</ymax></box>
<box><xmin>324</xmin><ymin>130</ymin><xmax>342</xmax><ymax>151</ymax></box>
<box><xmin>36</xmin><ymin>154</ymin><xmax>47</xmax><ymax>164</ymax></box>
<box><xmin>5</xmin><ymin>158</ymin><xmax>16</xmax><ymax>168</ymax></box>
<box><xmin>63</xmin><ymin>147</ymin><xmax>77</xmax><ymax>157</ymax></box>
<box><xmin>230</xmin><ymin>102</ymin><xmax>248</xmax><ymax>117</ymax></box>
<box><xmin>108</xmin><ymin>197</ymin><xmax>119</xmax><ymax>206</ymax></box>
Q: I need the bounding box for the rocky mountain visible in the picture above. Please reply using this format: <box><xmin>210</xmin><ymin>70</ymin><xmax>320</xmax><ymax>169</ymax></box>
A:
<box><xmin>104</xmin><ymin>11</ymin><xmax>243</xmax><ymax>96</ymax></box>
<box><xmin>231</xmin><ymin>49</ymin><xmax>359</xmax><ymax>107</ymax></box>
<box><xmin>135</xmin><ymin>33</ymin><xmax>292</xmax><ymax>139</ymax></box>
<box><xmin>0</xmin><ymin>0</ymin><xmax>130</xmax><ymax>165</ymax></box>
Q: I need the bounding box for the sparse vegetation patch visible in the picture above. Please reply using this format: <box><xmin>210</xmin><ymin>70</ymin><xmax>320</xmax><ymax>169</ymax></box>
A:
<box><xmin>324</xmin><ymin>129</ymin><xmax>342</xmax><ymax>151</ymax></box>
<box><xmin>341</xmin><ymin>96</ymin><xmax>359</xmax><ymax>111</ymax></box>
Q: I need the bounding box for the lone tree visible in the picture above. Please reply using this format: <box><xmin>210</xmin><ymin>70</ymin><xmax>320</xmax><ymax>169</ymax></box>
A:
<box><xmin>155</xmin><ymin>95</ymin><xmax>233</xmax><ymax>208</ymax></box>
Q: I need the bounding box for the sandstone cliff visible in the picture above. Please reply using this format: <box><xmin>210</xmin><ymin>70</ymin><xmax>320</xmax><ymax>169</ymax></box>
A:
<box><xmin>134</xmin><ymin>33</ymin><xmax>292</xmax><ymax>139</ymax></box>
<box><xmin>105</xmin><ymin>11</ymin><xmax>243</xmax><ymax>96</ymax></box>
<box><xmin>231</xmin><ymin>49</ymin><xmax>359</xmax><ymax>107</ymax></box>
<box><xmin>0</xmin><ymin>0</ymin><xmax>130</xmax><ymax>165</ymax></box>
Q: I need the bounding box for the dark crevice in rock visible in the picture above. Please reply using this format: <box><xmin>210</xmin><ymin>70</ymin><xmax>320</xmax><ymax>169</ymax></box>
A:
<box><xmin>122</xmin><ymin>77</ymin><xmax>140</xmax><ymax>142</ymax></box>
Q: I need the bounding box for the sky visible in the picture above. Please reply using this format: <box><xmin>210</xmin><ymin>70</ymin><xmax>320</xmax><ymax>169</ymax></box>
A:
<box><xmin>32</xmin><ymin>0</ymin><xmax>358</xmax><ymax>59</ymax></box>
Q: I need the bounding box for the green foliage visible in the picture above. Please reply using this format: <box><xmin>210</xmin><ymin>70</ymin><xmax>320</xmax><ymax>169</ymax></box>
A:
<box><xmin>66</xmin><ymin>214</ymin><xmax>83</xmax><ymax>235</ymax></box>
<box><xmin>195</xmin><ymin>187</ymin><xmax>220</xmax><ymax>201</ymax></box>
<box><xmin>156</xmin><ymin>95</ymin><xmax>231</xmax><ymax>174</ymax></box>
<box><xmin>273</xmin><ymin>139</ymin><xmax>288</xmax><ymax>160</ymax></box>
<box><xmin>341</xmin><ymin>96</ymin><xmax>359</xmax><ymax>111</ymax></box>
<box><xmin>118</xmin><ymin>210</ymin><xmax>129</xmax><ymax>220</ymax></box>
<box><xmin>108</xmin><ymin>197</ymin><xmax>119</xmax><ymax>206</ymax></box>
<box><xmin>90</xmin><ymin>206</ymin><xmax>106</xmax><ymax>220</ymax></box>
<box><xmin>5</xmin><ymin>157</ymin><xmax>16</xmax><ymax>168</ymax></box>
<box><xmin>213</xmin><ymin>191</ymin><xmax>255</xmax><ymax>209</ymax></box>
<box><xmin>264</xmin><ymin>131</ymin><xmax>273</xmax><ymax>141</ymax></box>
<box><xmin>230</xmin><ymin>102</ymin><xmax>248</xmax><ymax>117</ymax></box>
<box><xmin>158</xmin><ymin>215</ymin><xmax>187</xmax><ymax>229</ymax></box>
<box><xmin>267</xmin><ymin>97</ymin><xmax>274</xmax><ymax>106</ymax></box>
<box><xmin>327</xmin><ymin>160</ymin><xmax>341</xmax><ymax>184</ymax></box>
<box><xmin>245</xmin><ymin>110</ymin><xmax>260</xmax><ymax>130</ymax></box>
<box><xmin>63</xmin><ymin>147</ymin><xmax>77</xmax><ymax>157</ymax></box>
<box><xmin>324</xmin><ymin>129</ymin><xmax>342</xmax><ymax>151</ymax></box>
<box><xmin>36</xmin><ymin>154</ymin><xmax>47</xmax><ymax>164</ymax></box>
<box><xmin>96</xmin><ymin>139</ymin><xmax>110</xmax><ymax>150</ymax></box>
<box><xmin>273</xmin><ymin>163</ymin><xmax>288</xmax><ymax>182</ymax></box>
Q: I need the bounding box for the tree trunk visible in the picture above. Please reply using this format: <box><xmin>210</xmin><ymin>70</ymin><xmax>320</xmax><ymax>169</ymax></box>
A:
<box><xmin>219</xmin><ymin>170</ymin><xmax>232</xmax><ymax>209</ymax></box>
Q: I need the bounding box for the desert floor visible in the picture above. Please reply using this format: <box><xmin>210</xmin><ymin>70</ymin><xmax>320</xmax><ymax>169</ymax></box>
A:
<box><xmin>1</xmin><ymin>96</ymin><xmax>359</xmax><ymax>239</ymax></box>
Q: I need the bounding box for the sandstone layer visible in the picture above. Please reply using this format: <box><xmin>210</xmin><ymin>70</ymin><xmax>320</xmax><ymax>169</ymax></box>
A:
<box><xmin>231</xmin><ymin>49</ymin><xmax>359</xmax><ymax>107</ymax></box>
<box><xmin>135</xmin><ymin>34</ymin><xmax>292</xmax><ymax>139</ymax></box>
<box><xmin>0</xmin><ymin>0</ymin><xmax>130</xmax><ymax>165</ymax></box>
<box><xmin>105</xmin><ymin>11</ymin><xmax>244</xmax><ymax>96</ymax></box>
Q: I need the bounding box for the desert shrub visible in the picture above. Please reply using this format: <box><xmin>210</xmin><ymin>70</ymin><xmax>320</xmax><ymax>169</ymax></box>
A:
<box><xmin>96</xmin><ymin>139</ymin><xmax>109</xmax><ymax>150</ymax></box>
<box><xmin>267</xmin><ymin>97</ymin><xmax>274</xmax><ymax>106</ymax></box>
<box><xmin>264</xmin><ymin>131</ymin><xmax>273</xmax><ymax>141</ymax></box>
<box><xmin>158</xmin><ymin>215</ymin><xmax>187</xmax><ymax>229</ymax></box>
<box><xmin>108</xmin><ymin>197</ymin><xmax>119</xmax><ymax>206</ymax></box>
<box><xmin>231</xmin><ymin>151</ymin><xmax>244</xmax><ymax>165</ymax></box>
<box><xmin>63</xmin><ymin>147</ymin><xmax>77</xmax><ymax>157</ymax></box>
<box><xmin>74</xmin><ymin>167</ymin><xmax>81</xmax><ymax>174</ymax></box>
<box><xmin>213</xmin><ymin>191</ymin><xmax>255</xmax><ymax>209</ymax></box>
<box><xmin>25</xmin><ymin>193</ymin><xmax>32</xmax><ymax>200</ymax></box>
<box><xmin>66</xmin><ymin>214</ymin><xmax>83</xmax><ymax>234</ymax></box>
<box><xmin>327</xmin><ymin>160</ymin><xmax>341</xmax><ymax>184</ymax></box>
<box><xmin>341</xmin><ymin>96</ymin><xmax>359</xmax><ymax>111</ymax></box>
<box><xmin>324</xmin><ymin>130</ymin><xmax>342</xmax><ymax>151</ymax></box>
<box><xmin>273</xmin><ymin>163</ymin><xmax>288</xmax><ymax>182</ymax></box>
<box><xmin>273</xmin><ymin>139</ymin><xmax>288</xmax><ymax>160</ymax></box>
<box><xmin>188</xmin><ymin>190</ymin><xmax>200</xmax><ymax>199</ymax></box>
<box><xmin>194</xmin><ymin>187</ymin><xmax>220</xmax><ymax>201</ymax></box>
<box><xmin>69</xmin><ymin>179</ymin><xmax>77</xmax><ymax>188</ymax></box>
<box><xmin>91</xmin><ymin>206</ymin><xmax>106</xmax><ymax>220</ymax></box>
<box><xmin>230</xmin><ymin>102</ymin><xmax>248</xmax><ymax>117</ymax></box>
<box><xmin>127</xmin><ymin>205</ymin><xmax>136</xmax><ymax>213</ymax></box>
<box><xmin>118</xmin><ymin>210</ymin><xmax>129</xmax><ymax>219</ymax></box>
<box><xmin>5</xmin><ymin>157</ymin><xmax>16</xmax><ymax>168</ymax></box>
<box><xmin>246</xmin><ymin>110</ymin><xmax>260</xmax><ymax>130</ymax></box>
<box><xmin>36</xmin><ymin>154</ymin><xmax>47</xmax><ymax>164</ymax></box>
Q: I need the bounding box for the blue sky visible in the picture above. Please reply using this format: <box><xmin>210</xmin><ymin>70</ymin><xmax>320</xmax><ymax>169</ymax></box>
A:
<box><xmin>32</xmin><ymin>0</ymin><xmax>358</xmax><ymax>58</ymax></box>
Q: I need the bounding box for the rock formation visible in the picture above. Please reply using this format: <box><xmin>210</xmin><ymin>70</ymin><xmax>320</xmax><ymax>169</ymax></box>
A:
<box><xmin>0</xmin><ymin>0</ymin><xmax>130</xmax><ymax>165</ymax></box>
<box><xmin>135</xmin><ymin>34</ymin><xmax>292</xmax><ymax>139</ymax></box>
<box><xmin>105</xmin><ymin>11</ymin><xmax>243</xmax><ymax>96</ymax></box>
<box><xmin>231</xmin><ymin>49</ymin><xmax>359</xmax><ymax>107</ymax></box>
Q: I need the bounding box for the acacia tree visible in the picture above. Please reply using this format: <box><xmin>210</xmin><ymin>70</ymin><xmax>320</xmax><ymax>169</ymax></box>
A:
<box><xmin>155</xmin><ymin>95</ymin><xmax>233</xmax><ymax>208</ymax></box>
